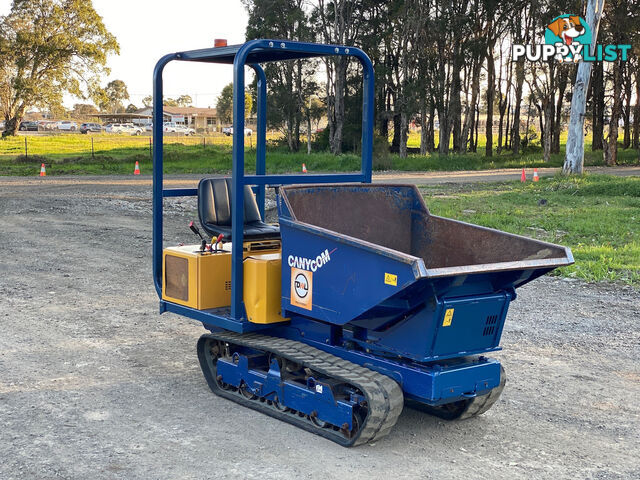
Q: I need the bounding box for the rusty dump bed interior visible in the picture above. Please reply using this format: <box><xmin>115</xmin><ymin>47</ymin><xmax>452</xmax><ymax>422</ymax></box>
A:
<box><xmin>282</xmin><ymin>184</ymin><xmax>573</xmax><ymax>275</ymax></box>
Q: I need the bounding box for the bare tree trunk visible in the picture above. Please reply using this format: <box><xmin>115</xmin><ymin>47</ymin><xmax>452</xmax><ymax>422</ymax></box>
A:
<box><xmin>564</xmin><ymin>0</ymin><xmax>605</xmax><ymax>173</ymax></box>
<box><xmin>506</xmin><ymin>101</ymin><xmax>512</xmax><ymax>150</ymax></box>
<box><xmin>497</xmin><ymin>46</ymin><xmax>506</xmax><ymax>155</ymax></box>
<box><xmin>623</xmin><ymin>64</ymin><xmax>631</xmax><ymax>149</ymax></box>
<box><xmin>474</xmin><ymin>106</ymin><xmax>479</xmax><ymax>152</ymax></box>
<box><xmin>324</xmin><ymin>59</ymin><xmax>336</xmax><ymax>153</ymax></box>
<box><xmin>485</xmin><ymin>38</ymin><xmax>496</xmax><ymax>157</ymax></box>
<box><xmin>592</xmin><ymin>61</ymin><xmax>605</xmax><ymax>150</ymax></box>
<box><xmin>633</xmin><ymin>65</ymin><xmax>640</xmax><ymax>150</ymax></box>
<box><xmin>287</xmin><ymin>117</ymin><xmax>294</xmax><ymax>151</ymax></box>
<box><xmin>497</xmin><ymin>100</ymin><xmax>506</xmax><ymax>155</ymax></box>
<box><xmin>420</xmin><ymin>98</ymin><xmax>427</xmax><ymax>155</ymax></box>
<box><xmin>536</xmin><ymin>103</ymin><xmax>544</xmax><ymax>142</ymax></box>
<box><xmin>438</xmin><ymin>106</ymin><xmax>449</xmax><ymax>154</ymax></box>
<box><xmin>332</xmin><ymin>57</ymin><xmax>346</xmax><ymax>154</ymax></box>
<box><xmin>451</xmin><ymin>41</ymin><xmax>463</xmax><ymax>152</ymax></box>
<box><xmin>469</xmin><ymin>105</ymin><xmax>476</xmax><ymax>152</ymax></box>
<box><xmin>427</xmin><ymin>101</ymin><xmax>435</xmax><ymax>153</ymax></box>
<box><xmin>293</xmin><ymin>60</ymin><xmax>302</xmax><ymax>152</ymax></box>
<box><xmin>543</xmin><ymin>100</ymin><xmax>553</xmax><ymax>162</ymax></box>
<box><xmin>2</xmin><ymin>103</ymin><xmax>27</xmax><ymax>137</ymax></box>
<box><xmin>399</xmin><ymin>110</ymin><xmax>408</xmax><ymax>158</ymax></box>
<box><xmin>392</xmin><ymin>112</ymin><xmax>401</xmax><ymax>151</ymax></box>
<box><xmin>525</xmin><ymin>97</ymin><xmax>532</xmax><ymax>147</ymax></box>
<box><xmin>461</xmin><ymin>57</ymin><xmax>482</xmax><ymax>154</ymax></box>
<box><xmin>306</xmin><ymin>106</ymin><xmax>312</xmax><ymax>155</ymax></box>
<box><xmin>606</xmin><ymin>60</ymin><xmax>624</xmax><ymax>166</ymax></box>
<box><xmin>3</xmin><ymin>116</ymin><xmax>21</xmax><ymax>137</ymax></box>
<box><xmin>512</xmin><ymin>60</ymin><xmax>525</xmax><ymax>154</ymax></box>
<box><xmin>552</xmin><ymin>70</ymin><xmax>568</xmax><ymax>154</ymax></box>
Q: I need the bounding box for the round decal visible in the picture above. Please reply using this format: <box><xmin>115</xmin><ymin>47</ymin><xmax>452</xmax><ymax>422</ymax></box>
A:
<box><xmin>294</xmin><ymin>272</ymin><xmax>309</xmax><ymax>298</ymax></box>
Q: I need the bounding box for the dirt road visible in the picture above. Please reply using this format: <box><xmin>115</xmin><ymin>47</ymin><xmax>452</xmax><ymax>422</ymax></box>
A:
<box><xmin>0</xmin><ymin>178</ymin><xmax>638</xmax><ymax>479</ymax></box>
<box><xmin>0</xmin><ymin>164</ymin><xmax>638</xmax><ymax>189</ymax></box>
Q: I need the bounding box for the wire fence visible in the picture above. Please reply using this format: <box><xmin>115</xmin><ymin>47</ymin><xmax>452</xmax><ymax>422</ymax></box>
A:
<box><xmin>1</xmin><ymin>132</ymin><xmax>274</xmax><ymax>161</ymax></box>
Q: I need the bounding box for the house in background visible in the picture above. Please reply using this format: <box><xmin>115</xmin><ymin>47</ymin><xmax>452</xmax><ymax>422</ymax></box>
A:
<box><xmin>135</xmin><ymin>106</ymin><xmax>220</xmax><ymax>133</ymax></box>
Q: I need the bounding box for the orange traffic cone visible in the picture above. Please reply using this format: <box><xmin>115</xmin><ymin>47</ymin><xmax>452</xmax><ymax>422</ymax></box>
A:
<box><xmin>520</xmin><ymin>168</ymin><xmax>526</xmax><ymax>182</ymax></box>
<box><xmin>133</xmin><ymin>161</ymin><xmax>140</xmax><ymax>175</ymax></box>
<box><xmin>533</xmin><ymin>168</ymin><xmax>539</xmax><ymax>182</ymax></box>
<box><xmin>39</xmin><ymin>163</ymin><xmax>46</xmax><ymax>177</ymax></box>
<box><xmin>302</xmin><ymin>163</ymin><xmax>307</xmax><ymax>173</ymax></box>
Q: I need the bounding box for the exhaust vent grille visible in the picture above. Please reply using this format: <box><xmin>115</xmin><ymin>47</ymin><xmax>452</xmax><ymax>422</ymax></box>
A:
<box><xmin>483</xmin><ymin>314</ymin><xmax>499</xmax><ymax>336</ymax></box>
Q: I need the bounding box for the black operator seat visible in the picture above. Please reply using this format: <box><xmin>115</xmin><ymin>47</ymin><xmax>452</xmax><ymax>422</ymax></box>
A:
<box><xmin>197</xmin><ymin>178</ymin><xmax>280</xmax><ymax>241</ymax></box>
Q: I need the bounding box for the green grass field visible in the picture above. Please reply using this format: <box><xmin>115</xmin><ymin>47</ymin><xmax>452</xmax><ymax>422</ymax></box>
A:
<box><xmin>0</xmin><ymin>132</ymin><xmax>638</xmax><ymax>176</ymax></box>
<box><xmin>1</xmin><ymin>133</ymin><xmax>637</xmax><ymax>286</ymax></box>
<box><xmin>422</xmin><ymin>174</ymin><xmax>640</xmax><ymax>285</ymax></box>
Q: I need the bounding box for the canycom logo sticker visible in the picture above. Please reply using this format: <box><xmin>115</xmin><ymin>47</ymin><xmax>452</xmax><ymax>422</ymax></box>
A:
<box><xmin>513</xmin><ymin>14</ymin><xmax>631</xmax><ymax>63</ymax></box>
<box><xmin>287</xmin><ymin>248</ymin><xmax>334</xmax><ymax>272</ymax></box>
<box><xmin>291</xmin><ymin>267</ymin><xmax>312</xmax><ymax>310</ymax></box>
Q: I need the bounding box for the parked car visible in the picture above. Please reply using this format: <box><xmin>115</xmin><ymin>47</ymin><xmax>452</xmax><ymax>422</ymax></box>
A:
<box><xmin>121</xmin><ymin>123</ymin><xmax>144</xmax><ymax>135</ymax></box>
<box><xmin>38</xmin><ymin>120</ymin><xmax>56</xmax><ymax>131</ymax></box>
<box><xmin>19</xmin><ymin>121</ymin><xmax>39</xmax><ymax>131</ymax></box>
<box><xmin>144</xmin><ymin>123</ymin><xmax>153</xmax><ymax>132</ymax></box>
<box><xmin>56</xmin><ymin>120</ymin><xmax>78</xmax><ymax>131</ymax></box>
<box><xmin>80</xmin><ymin>123</ymin><xmax>103</xmax><ymax>134</ymax></box>
<box><xmin>176</xmin><ymin>125</ymin><xmax>196</xmax><ymax>136</ymax></box>
<box><xmin>106</xmin><ymin>123</ymin><xmax>141</xmax><ymax>134</ymax></box>
<box><xmin>222</xmin><ymin>127</ymin><xmax>252</xmax><ymax>136</ymax></box>
<box><xmin>163</xmin><ymin>122</ymin><xmax>195</xmax><ymax>136</ymax></box>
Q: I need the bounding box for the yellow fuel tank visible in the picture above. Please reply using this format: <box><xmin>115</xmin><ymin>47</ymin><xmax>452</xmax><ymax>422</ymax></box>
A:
<box><xmin>243</xmin><ymin>253</ymin><xmax>287</xmax><ymax>324</ymax></box>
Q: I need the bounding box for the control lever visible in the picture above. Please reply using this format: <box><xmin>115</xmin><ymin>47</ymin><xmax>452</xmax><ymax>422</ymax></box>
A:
<box><xmin>214</xmin><ymin>233</ymin><xmax>224</xmax><ymax>252</ymax></box>
<box><xmin>189</xmin><ymin>221</ymin><xmax>205</xmax><ymax>240</ymax></box>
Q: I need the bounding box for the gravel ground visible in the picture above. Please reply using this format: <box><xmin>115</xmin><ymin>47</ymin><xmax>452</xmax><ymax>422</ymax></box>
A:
<box><xmin>0</xmin><ymin>178</ymin><xmax>638</xmax><ymax>480</ymax></box>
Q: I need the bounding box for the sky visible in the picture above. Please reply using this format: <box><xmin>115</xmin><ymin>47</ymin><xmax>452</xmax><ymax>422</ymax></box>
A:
<box><xmin>0</xmin><ymin>0</ymin><xmax>250</xmax><ymax>109</ymax></box>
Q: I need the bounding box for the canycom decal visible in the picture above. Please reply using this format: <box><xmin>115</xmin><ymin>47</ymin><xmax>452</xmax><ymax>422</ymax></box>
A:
<box><xmin>290</xmin><ymin>267</ymin><xmax>313</xmax><ymax>310</ymax></box>
<box><xmin>287</xmin><ymin>248</ymin><xmax>334</xmax><ymax>272</ymax></box>
<box><xmin>512</xmin><ymin>14</ymin><xmax>631</xmax><ymax>63</ymax></box>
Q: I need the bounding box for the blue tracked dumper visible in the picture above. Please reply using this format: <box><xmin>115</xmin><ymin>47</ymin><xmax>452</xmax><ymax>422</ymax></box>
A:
<box><xmin>152</xmin><ymin>40</ymin><xmax>574</xmax><ymax>446</ymax></box>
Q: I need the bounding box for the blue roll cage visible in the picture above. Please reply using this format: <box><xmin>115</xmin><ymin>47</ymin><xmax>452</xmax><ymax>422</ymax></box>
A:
<box><xmin>152</xmin><ymin>39</ymin><xmax>375</xmax><ymax>330</ymax></box>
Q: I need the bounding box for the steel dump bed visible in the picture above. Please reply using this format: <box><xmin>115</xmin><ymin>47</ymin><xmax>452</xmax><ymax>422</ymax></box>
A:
<box><xmin>278</xmin><ymin>184</ymin><xmax>573</xmax><ymax>325</ymax></box>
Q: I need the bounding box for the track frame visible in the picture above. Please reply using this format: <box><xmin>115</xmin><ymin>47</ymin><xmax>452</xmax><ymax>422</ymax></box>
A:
<box><xmin>197</xmin><ymin>332</ymin><xmax>404</xmax><ymax>447</ymax></box>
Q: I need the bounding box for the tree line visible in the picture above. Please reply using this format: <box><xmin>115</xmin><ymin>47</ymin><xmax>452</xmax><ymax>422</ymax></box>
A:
<box><xmin>2</xmin><ymin>0</ymin><xmax>639</xmax><ymax>169</ymax></box>
<box><xmin>242</xmin><ymin>0</ymin><xmax>640</xmax><ymax>165</ymax></box>
<box><xmin>0</xmin><ymin>1</ymin><xmax>200</xmax><ymax>135</ymax></box>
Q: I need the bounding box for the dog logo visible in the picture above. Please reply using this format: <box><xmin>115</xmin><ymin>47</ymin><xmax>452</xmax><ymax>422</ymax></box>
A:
<box><xmin>513</xmin><ymin>14</ymin><xmax>631</xmax><ymax>64</ymax></box>
<box><xmin>544</xmin><ymin>15</ymin><xmax>591</xmax><ymax>62</ymax></box>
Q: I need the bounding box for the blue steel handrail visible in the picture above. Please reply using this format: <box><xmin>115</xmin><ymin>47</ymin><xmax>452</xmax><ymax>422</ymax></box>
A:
<box><xmin>152</xmin><ymin>39</ymin><xmax>375</xmax><ymax>323</ymax></box>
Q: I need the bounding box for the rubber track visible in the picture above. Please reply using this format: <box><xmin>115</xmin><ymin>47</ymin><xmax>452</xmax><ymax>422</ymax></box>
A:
<box><xmin>198</xmin><ymin>332</ymin><xmax>404</xmax><ymax>446</ymax></box>
<box><xmin>457</xmin><ymin>365</ymin><xmax>506</xmax><ymax>419</ymax></box>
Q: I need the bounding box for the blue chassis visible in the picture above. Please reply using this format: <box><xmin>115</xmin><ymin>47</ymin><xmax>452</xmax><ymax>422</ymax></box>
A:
<box><xmin>215</xmin><ymin>348</ymin><xmax>360</xmax><ymax>429</ymax></box>
<box><xmin>152</xmin><ymin>40</ymin><xmax>503</xmax><ymax>407</ymax></box>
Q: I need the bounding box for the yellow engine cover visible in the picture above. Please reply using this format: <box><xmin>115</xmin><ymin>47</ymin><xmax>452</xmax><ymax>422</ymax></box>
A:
<box><xmin>162</xmin><ymin>245</ymin><xmax>232</xmax><ymax>310</ymax></box>
<box><xmin>243</xmin><ymin>253</ymin><xmax>287</xmax><ymax>324</ymax></box>
<box><xmin>162</xmin><ymin>243</ymin><xmax>286</xmax><ymax>325</ymax></box>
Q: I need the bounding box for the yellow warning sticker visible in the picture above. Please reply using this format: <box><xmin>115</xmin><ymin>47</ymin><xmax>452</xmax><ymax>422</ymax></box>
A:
<box><xmin>442</xmin><ymin>308</ymin><xmax>454</xmax><ymax>327</ymax></box>
<box><xmin>384</xmin><ymin>273</ymin><xmax>398</xmax><ymax>286</ymax></box>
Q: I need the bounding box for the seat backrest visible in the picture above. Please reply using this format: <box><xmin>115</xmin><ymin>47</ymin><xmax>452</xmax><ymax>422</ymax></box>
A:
<box><xmin>198</xmin><ymin>178</ymin><xmax>262</xmax><ymax>229</ymax></box>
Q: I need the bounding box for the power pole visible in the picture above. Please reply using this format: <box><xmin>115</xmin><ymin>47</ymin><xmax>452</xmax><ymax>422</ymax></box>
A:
<box><xmin>563</xmin><ymin>0</ymin><xmax>605</xmax><ymax>174</ymax></box>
